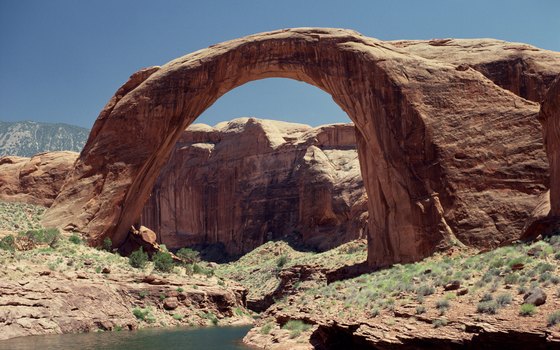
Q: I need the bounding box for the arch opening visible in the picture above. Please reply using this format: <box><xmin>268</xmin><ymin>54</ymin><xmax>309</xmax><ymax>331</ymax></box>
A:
<box><xmin>137</xmin><ymin>77</ymin><xmax>367</xmax><ymax>261</ymax></box>
<box><xmin>43</xmin><ymin>28</ymin><xmax>547</xmax><ymax>268</ymax></box>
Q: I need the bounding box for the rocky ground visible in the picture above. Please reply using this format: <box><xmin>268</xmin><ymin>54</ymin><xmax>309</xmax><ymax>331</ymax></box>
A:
<box><xmin>0</xmin><ymin>202</ymin><xmax>253</xmax><ymax>341</ymax></box>
<box><xmin>217</xmin><ymin>237</ymin><xmax>560</xmax><ymax>349</ymax></box>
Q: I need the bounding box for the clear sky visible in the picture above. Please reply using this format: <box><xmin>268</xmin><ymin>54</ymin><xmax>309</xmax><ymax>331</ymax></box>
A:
<box><xmin>1</xmin><ymin>0</ymin><xmax>559</xmax><ymax>129</ymax></box>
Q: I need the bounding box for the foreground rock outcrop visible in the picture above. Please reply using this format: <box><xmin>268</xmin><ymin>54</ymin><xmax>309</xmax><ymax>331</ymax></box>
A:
<box><xmin>0</xmin><ymin>152</ymin><xmax>78</xmax><ymax>207</ymax></box>
<box><xmin>140</xmin><ymin>118</ymin><xmax>367</xmax><ymax>256</ymax></box>
<box><xmin>42</xmin><ymin>28</ymin><xmax>557</xmax><ymax>267</ymax></box>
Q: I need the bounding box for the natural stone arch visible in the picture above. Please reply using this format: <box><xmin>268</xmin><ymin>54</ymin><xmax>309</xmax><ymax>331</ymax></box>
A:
<box><xmin>43</xmin><ymin>28</ymin><xmax>547</xmax><ymax>267</ymax></box>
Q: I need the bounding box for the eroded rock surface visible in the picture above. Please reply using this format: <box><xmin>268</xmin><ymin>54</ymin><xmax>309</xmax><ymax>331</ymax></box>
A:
<box><xmin>42</xmin><ymin>28</ymin><xmax>554</xmax><ymax>267</ymax></box>
<box><xmin>140</xmin><ymin>118</ymin><xmax>367</xmax><ymax>256</ymax></box>
<box><xmin>539</xmin><ymin>76</ymin><xmax>560</xmax><ymax>218</ymax></box>
<box><xmin>0</xmin><ymin>152</ymin><xmax>78</xmax><ymax>206</ymax></box>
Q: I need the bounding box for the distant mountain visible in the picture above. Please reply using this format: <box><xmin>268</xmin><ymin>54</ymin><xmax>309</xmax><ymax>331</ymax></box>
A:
<box><xmin>0</xmin><ymin>121</ymin><xmax>89</xmax><ymax>157</ymax></box>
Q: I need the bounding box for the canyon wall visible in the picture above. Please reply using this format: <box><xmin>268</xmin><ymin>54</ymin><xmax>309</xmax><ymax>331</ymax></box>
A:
<box><xmin>139</xmin><ymin>118</ymin><xmax>367</xmax><ymax>256</ymax></box>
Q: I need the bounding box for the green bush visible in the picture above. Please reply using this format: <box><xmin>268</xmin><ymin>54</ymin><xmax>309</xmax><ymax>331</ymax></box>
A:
<box><xmin>260</xmin><ymin>323</ymin><xmax>273</xmax><ymax>334</ymax></box>
<box><xmin>0</xmin><ymin>235</ymin><xmax>15</xmax><ymax>251</ymax></box>
<box><xmin>480</xmin><ymin>293</ymin><xmax>493</xmax><ymax>302</ymax></box>
<box><xmin>176</xmin><ymin>248</ymin><xmax>200</xmax><ymax>264</ymax></box>
<box><xmin>19</xmin><ymin>228</ymin><xmax>60</xmax><ymax>247</ymax></box>
<box><xmin>102</xmin><ymin>237</ymin><xmax>112</xmax><ymax>251</ymax></box>
<box><xmin>129</xmin><ymin>247</ymin><xmax>148</xmax><ymax>269</ymax></box>
<box><xmin>132</xmin><ymin>307</ymin><xmax>151</xmax><ymax>321</ymax></box>
<box><xmin>153</xmin><ymin>251</ymin><xmax>174</xmax><ymax>272</ymax></box>
<box><xmin>432</xmin><ymin>318</ymin><xmax>448</xmax><ymax>328</ymax></box>
<box><xmin>282</xmin><ymin>320</ymin><xmax>311</xmax><ymax>338</ymax></box>
<box><xmin>519</xmin><ymin>303</ymin><xmax>537</xmax><ymax>317</ymax></box>
<box><xmin>173</xmin><ymin>313</ymin><xmax>184</xmax><ymax>321</ymax></box>
<box><xmin>202</xmin><ymin>312</ymin><xmax>218</xmax><ymax>325</ymax></box>
<box><xmin>69</xmin><ymin>233</ymin><xmax>82</xmax><ymax>245</ymax></box>
<box><xmin>192</xmin><ymin>263</ymin><xmax>214</xmax><ymax>277</ymax></box>
<box><xmin>547</xmin><ymin>311</ymin><xmax>560</xmax><ymax>327</ymax></box>
<box><xmin>276</xmin><ymin>254</ymin><xmax>289</xmax><ymax>268</ymax></box>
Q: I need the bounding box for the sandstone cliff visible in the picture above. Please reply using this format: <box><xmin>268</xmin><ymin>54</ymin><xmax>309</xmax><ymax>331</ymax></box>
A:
<box><xmin>0</xmin><ymin>151</ymin><xmax>78</xmax><ymax>207</ymax></box>
<box><xmin>140</xmin><ymin>118</ymin><xmax>367</xmax><ymax>256</ymax></box>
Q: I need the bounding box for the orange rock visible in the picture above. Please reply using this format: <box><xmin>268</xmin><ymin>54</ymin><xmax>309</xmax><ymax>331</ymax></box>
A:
<box><xmin>139</xmin><ymin>118</ymin><xmax>367</xmax><ymax>255</ymax></box>
<box><xmin>0</xmin><ymin>151</ymin><xmax>77</xmax><ymax>207</ymax></box>
<box><xmin>42</xmin><ymin>28</ymin><xmax>555</xmax><ymax>267</ymax></box>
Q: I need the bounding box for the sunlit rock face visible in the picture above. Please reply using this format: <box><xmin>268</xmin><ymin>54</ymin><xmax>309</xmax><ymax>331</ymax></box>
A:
<box><xmin>139</xmin><ymin>119</ymin><xmax>368</xmax><ymax>256</ymax></box>
<box><xmin>43</xmin><ymin>28</ymin><xmax>557</xmax><ymax>267</ymax></box>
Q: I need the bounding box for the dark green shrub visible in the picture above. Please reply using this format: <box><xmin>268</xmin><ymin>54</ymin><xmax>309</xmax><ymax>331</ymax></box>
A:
<box><xmin>69</xmin><ymin>233</ymin><xmax>82</xmax><ymax>244</ymax></box>
<box><xmin>0</xmin><ymin>235</ymin><xmax>15</xmax><ymax>251</ymax></box>
<box><xmin>132</xmin><ymin>307</ymin><xmax>150</xmax><ymax>321</ymax></box>
<box><xmin>276</xmin><ymin>254</ymin><xmax>289</xmax><ymax>268</ymax></box>
<box><xmin>416</xmin><ymin>284</ymin><xmax>435</xmax><ymax>296</ymax></box>
<box><xmin>153</xmin><ymin>251</ymin><xmax>174</xmax><ymax>272</ymax></box>
<box><xmin>176</xmin><ymin>247</ymin><xmax>200</xmax><ymax>264</ymax></box>
<box><xmin>19</xmin><ymin>228</ymin><xmax>60</xmax><ymax>247</ymax></box>
<box><xmin>102</xmin><ymin>237</ymin><xmax>112</xmax><ymax>251</ymax></box>
<box><xmin>129</xmin><ymin>247</ymin><xmax>148</xmax><ymax>269</ymax></box>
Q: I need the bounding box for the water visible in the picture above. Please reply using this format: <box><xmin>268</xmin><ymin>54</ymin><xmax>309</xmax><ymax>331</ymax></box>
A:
<box><xmin>0</xmin><ymin>325</ymin><xmax>254</xmax><ymax>350</ymax></box>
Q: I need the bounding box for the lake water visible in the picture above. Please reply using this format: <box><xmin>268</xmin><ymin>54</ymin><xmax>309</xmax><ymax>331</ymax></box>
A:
<box><xmin>0</xmin><ymin>325</ymin><xmax>254</xmax><ymax>350</ymax></box>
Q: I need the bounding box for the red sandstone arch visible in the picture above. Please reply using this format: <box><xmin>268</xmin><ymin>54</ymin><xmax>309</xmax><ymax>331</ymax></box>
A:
<box><xmin>43</xmin><ymin>28</ymin><xmax>549</xmax><ymax>267</ymax></box>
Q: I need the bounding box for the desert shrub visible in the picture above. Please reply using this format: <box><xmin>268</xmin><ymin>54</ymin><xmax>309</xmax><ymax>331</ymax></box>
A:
<box><xmin>276</xmin><ymin>254</ymin><xmax>289</xmax><ymax>268</ymax></box>
<box><xmin>68</xmin><ymin>233</ymin><xmax>82</xmax><ymax>245</ymax></box>
<box><xmin>153</xmin><ymin>251</ymin><xmax>174</xmax><ymax>272</ymax></box>
<box><xmin>102</xmin><ymin>237</ymin><xmax>112</xmax><ymax>252</ymax></box>
<box><xmin>282</xmin><ymin>320</ymin><xmax>311</xmax><ymax>338</ymax></box>
<box><xmin>416</xmin><ymin>284</ymin><xmax>435</xmax><ymax>296</ymax></box>
<box><xmin>19</xmin><ymin>228</ymin><xmax>60</xmax><ymax>247</ymax></box>
<box><xmin>371</xmin><ymin>307</ymin><xmax>380</xmax><ymax>317</ymax></box>
<box><xmin>132</xmin><ymin>307</ymin><xmax>151</xmax><ymax>321</ymax></box>
<box><xmin>202</xmin><ymin>312</ymin><xmax>218</xmax><ymax>325</ymax></box>
<box><xmin>547</xmin><ymin>311</ymin><xmax>560</xmax><ymax>327</ymax></box>
<box><xmin>504</xmin><ymin>273</ymin><xmax>519</xmax><ymax>285</ymax></box>
<box><xmin>0</xmin><ymin>235</ymin><xmax>15</xmax><ymax>251</ymax></box>
<box><xmin>496</xmin><ymin>293</ymin><xmax>512</xmax><ymax>307</ymax></box>
<box><xmin>480</xmin><ymin>293</ymin><xmax>493</xmax><ymax>302</ymax></box>
<box><xmin>537</xmin><ymin>262</ymin><xmax>555</xmax><ymax>274</ymax></box>
<box><xmin>436</xmin><ymin>299</ymin><xmax>450</xmax><ymax>314</ymax></box>
<box><xmin>172</xmin><ymin>313</ymin><xmax>184</xmax><ymax>321</ymax></box>
<box><xmin>176</xmin><ymin>247</ymin><xmax>200</xmax><ymax>264</ymax></box>
<box><xmin>519</xmin><ymin>304</ymin><xmax>537</xmax><ymax>316</ymax></box>
<box><xmin>415</xmin><ymin>305</ymin><xmax>426</xmax><ymax>315</ymax></box>
<box><xmin>260</xmin><ymin>323</ymin><xmax>273</xmax><ymax>334</ymax></box>
<box><xmin>192</xmin><ymin>263</ymin><xmax>214</xmax><ymax>277</ymax></box>
<box><xmin>129</xmin><ymin>247</ymin><xmax>148</xmax><ymax>269</ymax></box>
<box><xmin>477</xmin><ymin>301</ymin><xmax>498</xmax><ymax>314</ymax></box>
<box><xmin>432</xmin><ymin>318</ymin><xmax>448</xmax><ymax>328</ymax></box>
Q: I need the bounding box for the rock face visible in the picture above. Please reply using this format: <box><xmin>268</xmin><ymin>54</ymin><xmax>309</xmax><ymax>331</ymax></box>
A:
<box><xmin>43</xmin><ymin>28</ymin><xmax>556</xmax><ymax>267</ymax></box>
<box><xmin>0</xmin><ymin>152</ymin><xmax>78</xmax><ymax>206</ymax></box>
<box><xmin>140</xmin><ymin>118</ymin><xmax>367</xmax><ymax>256</ymax></box>
<box><xmin>539</xmin><ymin>76</ymin><xmax>560</xmax><ymax>219</ymax></box>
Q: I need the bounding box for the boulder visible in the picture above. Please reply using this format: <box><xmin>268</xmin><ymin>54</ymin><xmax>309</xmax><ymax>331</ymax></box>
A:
<box><xmin>523</xmin><ymin>287</ymin><xmax>547</xmax><ymax>306</ymax></box>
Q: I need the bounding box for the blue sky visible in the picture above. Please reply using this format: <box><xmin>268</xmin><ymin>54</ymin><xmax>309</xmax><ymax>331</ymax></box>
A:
<box><xmin>1</xmin><ymin>0</ymin><xmax>559</xmax><ymax>129</ymax></box>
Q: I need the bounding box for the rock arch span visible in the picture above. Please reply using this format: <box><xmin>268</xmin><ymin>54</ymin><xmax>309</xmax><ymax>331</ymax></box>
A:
<box><xmin>43</xmin><ymin>28</ymin><xmax>549</xmax><ymax>267</ymax></box>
